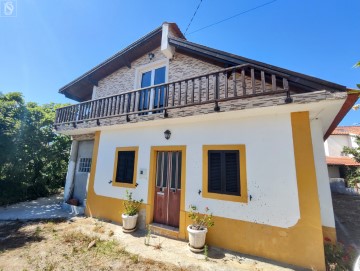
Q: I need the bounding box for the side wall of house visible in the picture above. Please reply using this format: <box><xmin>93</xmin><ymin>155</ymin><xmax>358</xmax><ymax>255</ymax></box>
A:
<box><xmin>311</xmin><ymin>119</ymin><xmax>337</xmax><ymax>242</ymax></box>
<box><xmin>85</xmin><ymin>110</ymin><xmax>326</xmax><ymax>270</ymax></box>
<box><xmin>326</xmin><ymin>134</ymin><xmax>352</xmax><ymax>156</ymax></box>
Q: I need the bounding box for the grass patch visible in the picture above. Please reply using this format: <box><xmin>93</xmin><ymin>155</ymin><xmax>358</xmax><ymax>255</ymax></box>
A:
<box><xmin>62</xmin><ymin>231</ymin><xmax>128</xmax><ymax>258</ymax></box>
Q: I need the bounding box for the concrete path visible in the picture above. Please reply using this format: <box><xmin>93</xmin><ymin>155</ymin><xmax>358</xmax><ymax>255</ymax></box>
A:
<box><xmin>0</xmin><ymin>194</ymin><xmax>76</xmax><ymax>220</ymax></box>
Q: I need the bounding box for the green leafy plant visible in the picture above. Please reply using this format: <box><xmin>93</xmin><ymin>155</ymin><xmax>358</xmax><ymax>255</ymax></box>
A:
<box><xmin>204</xmin><ymin>244</ymin><xmax>209</xmax><ymax>261</ymax></box>
<box><xmin>123</xmin><ymin>190</ymin><xmax>143</xmax><ymax>216</ymax></box>
<box><xmin>342</xmin><ymin>136</ymin><xmax>360</xmax><ymax>187</ymax></box>
<box><xmin>188</xmin><ymin>205</ymin><xmax>214</xmax><ymax>230</ymax></box>
<box><xmin>324</xmin><ymin>239</ymin><xmax>357</xmax><ymax>271</ymax></box>
<box><xmin>144</xmin><ymin>225</ymin><xmax>151</xmax><ymax>246</ymax></box>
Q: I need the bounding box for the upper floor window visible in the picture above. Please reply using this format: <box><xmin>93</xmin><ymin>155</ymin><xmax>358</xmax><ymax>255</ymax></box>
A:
<box><xmin>137</xmin><ymin>60</ymin><xmax>168</xmax><ymax>114</ymax></box>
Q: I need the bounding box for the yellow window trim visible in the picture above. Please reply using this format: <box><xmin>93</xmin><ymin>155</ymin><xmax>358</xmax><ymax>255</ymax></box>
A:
<box><xmin>112</xmin><ymin>146</ymin><xmax>139</xmax><ymax>188</ymax></box>
<box><xmin>202</xmin><ymin>145</ymin><xmax>248</xmax><ymax>203</ymax></box>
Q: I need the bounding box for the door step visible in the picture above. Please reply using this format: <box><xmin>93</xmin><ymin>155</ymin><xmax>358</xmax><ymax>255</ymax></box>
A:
<box><xmin>149</xmin><ymin>223</ymin><xmax>179</xmax><ymax>239</ymax></box>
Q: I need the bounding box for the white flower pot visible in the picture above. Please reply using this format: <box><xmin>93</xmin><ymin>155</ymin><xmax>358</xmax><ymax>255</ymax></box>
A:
<box><xmin>187</xmin><ymin>225</ymin><xmax>208</xmax><ymax>249</ymax></box>
<box><xmin>122</xmin><ymin>213</ymin><xmax>138</xmax><ymax>231</ymax></box>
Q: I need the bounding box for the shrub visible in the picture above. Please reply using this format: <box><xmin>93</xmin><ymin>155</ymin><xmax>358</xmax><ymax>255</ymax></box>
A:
<box><xmin>188</xmin><ymin>205</ymin><xmax>214</xmax><ymax>230</ymax></box>
<box><xmin>123</xmin><ymin>190</ymin><xmax>143</xmax><ymax>216</ymax></box>
<box><xmin>324</xmin><ymin>240</ymin><xmax>357</xmax><ymax>271</ymax></box>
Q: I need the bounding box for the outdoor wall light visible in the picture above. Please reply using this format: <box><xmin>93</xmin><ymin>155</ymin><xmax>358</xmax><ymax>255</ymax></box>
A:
<box><xmin>148</xmin><ymin>52</ymin><xmax>155</xmax><ymax>61</ymax></box>
<box><xmin>164</xmin><ymin>130</ymin><xmax>171</xmax><ymax>140</ymax></box>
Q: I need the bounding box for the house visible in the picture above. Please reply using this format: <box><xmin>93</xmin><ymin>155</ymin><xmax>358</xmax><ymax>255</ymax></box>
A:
<box><xmin>324</xmin><ymin>126</ymin><xmax>360</xmax><ymax>191</ymax></box>
<box><xmin>54</xmin><ymin>22</ymin><xmax>359</xmax><ymax>270</ymax></box>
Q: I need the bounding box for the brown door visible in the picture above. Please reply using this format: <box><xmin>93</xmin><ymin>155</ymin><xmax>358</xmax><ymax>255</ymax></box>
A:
<box><xmin>153</xmin><ymin>151</ymin><xmax>182</xmax><ymax>228</ymax></box>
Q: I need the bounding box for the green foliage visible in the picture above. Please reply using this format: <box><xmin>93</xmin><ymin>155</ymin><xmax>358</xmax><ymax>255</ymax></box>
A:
<box><xmin>342</xmin><ymin>136</ymin><xmax>360</xmax><ymax>187</ymax></box>
<box><xmin>0</xmin><ymin>92</ymin><xmax>71</xmax><ymax>205</ymax></box>
<box><xmin>342</xmin><ymin>166</ymin><xmax>360</xmax><ymax>188</ymax></box>
<box><xmin>123</xmin><ymin>190</ymin><xmax>143</xmax><ymax>216</ymax></box>
<box><xmin>355</xmin><ymin>61</ymin><xmax>360</xmax><ymax>89</ymax></box>
<box><xmin>204</xmin><ymin>244</ymin><xmax>209</xmax><ymax>261</ymax></box>
<box><xmin>325</xmin><ymin>241</ymin><xmax>357</xmax><ymax>271</ymax></box>
<box><xmin>188</xmin><ymin>205</ymin><xmax>214</xmax><ymax>230</ymax></box>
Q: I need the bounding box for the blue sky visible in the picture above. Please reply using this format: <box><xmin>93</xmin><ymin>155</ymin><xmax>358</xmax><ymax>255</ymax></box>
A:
<box><xmin>0</xmin><ymin>0</ymin><xmax>359</xmax><ymax>125</ymax></box>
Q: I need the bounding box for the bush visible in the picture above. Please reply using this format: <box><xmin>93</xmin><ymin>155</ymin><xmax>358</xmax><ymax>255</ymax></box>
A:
<box><xmin>324</xmin><ymin>240</ymin><xmax>357</xmax><ymax>271</ymax></box>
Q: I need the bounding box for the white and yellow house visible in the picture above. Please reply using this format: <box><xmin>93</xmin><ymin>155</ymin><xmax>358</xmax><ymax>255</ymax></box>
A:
<box><xmin>55</xmin><ymin>22</ymin><xmax>359</xmax><ymax>270</ymax></box>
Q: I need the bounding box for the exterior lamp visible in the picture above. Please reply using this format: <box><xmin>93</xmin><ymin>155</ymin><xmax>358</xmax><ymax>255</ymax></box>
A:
<box><xmin>164</xmin><ymin>130</ymin><xmax>171</xmax><ymax>140</ymax></box>
<box><xmin>148</xmin><ymin>52</ymin><xmax>155</xmax><ymax>61</ymax></box>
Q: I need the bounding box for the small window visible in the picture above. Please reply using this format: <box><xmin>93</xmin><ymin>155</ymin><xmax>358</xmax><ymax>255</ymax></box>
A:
<box><xmin>203</xmin><ymin>145</ymin><xmax>247</xmax><ymax>203</ymax></box>
<box><xmin>112</xmin><ymin>147</ymin><xmax>138</xmax><ymax>188</ymax></box>
<box><xmin>208</xmin><ymin>150</ymin><xmax>240</xmax><ymax>195</ymax></box>
<box><xmin>78</xmin><ymin>158</ymin><xmax>92</xmax><ymax>173</ymax></box>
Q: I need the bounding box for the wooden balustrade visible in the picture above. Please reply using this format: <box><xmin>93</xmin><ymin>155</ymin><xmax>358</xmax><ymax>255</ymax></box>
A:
<box><xmin>55</xmin><ymin>64</ymin><xmax>291</xmax><ymax>126</ymax></box>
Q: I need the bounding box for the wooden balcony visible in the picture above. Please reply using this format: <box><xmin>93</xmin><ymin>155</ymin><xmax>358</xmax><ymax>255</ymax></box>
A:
<box><xmin>54</xmin><ymin>64</ymin><xmax>291</xmax><ymax>130</ymax></box>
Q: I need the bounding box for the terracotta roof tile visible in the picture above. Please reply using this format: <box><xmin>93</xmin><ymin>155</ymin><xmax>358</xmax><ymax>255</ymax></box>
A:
<box><xmin>326</xmin><ymin>156</ymin><xmax>360</xmax><ymax>166</ymax></box>
<box><xmin>332</xmin><ymin>126</ymin><xmax>360</xmax><ymax>135</ymax></box>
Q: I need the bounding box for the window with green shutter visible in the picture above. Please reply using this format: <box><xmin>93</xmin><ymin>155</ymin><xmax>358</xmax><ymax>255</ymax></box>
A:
<box><xmin>112</xmin><ymin>147</ymin><xmax>138</xmax><ymax>188</ymax></box>
<box><xmin>115</xmin><ymin>151</ymin><xmax>135</xmax><ymax>184</ymax></box>
<box><xmin>208</xmin><ymin>150</ymin><xmax>240</xmax><ymax>196</ymax></box>
<box><xmin>202</xmin><ymin>145</ymin><xmax>247</xmax><ymax>203</ymax></box>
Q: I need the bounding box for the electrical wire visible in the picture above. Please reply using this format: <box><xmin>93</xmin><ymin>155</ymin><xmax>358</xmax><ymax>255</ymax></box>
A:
<box><xmin>184</xmin><ymin>0</ymin><xmax>203</xmax><ymax>36</ymax></box>
<box><xmin>187</xmin><ymin>0</ymin><xmax>277</xmax><ymax>35</ymax></box>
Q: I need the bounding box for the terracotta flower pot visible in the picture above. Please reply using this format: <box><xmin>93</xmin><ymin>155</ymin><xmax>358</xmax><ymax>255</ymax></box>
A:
<box><xmin>187</xmin><ymin>225</ymin><xmax>208</xmax><ymax>249</ymax></box>
<box><xmin>122</xmin><ymin>213</ymin><xmax>138</xmax><ymax>232</ymax></box>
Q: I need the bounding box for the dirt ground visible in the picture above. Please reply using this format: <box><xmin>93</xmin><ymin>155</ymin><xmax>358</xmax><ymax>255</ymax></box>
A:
<box><xmin>0</xmin><ymin>218</ymin><xmax>189</xmax><ymax>271</ymax></box>
<box><xmin>0</xmin><ymin>217</ymin><xmax>300</xmax><ymax>271</ymax></box>
<box><xmin>332</xmin><ymin>193</ymin><xmax>360</xmax><ymax>250</ymax></box>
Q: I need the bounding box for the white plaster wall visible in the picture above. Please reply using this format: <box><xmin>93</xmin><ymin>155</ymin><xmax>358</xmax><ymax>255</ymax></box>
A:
<box><xmin>73</xmin><ymin>140</ymin><xmax>94</xmax><ymax>204</ymax></box>
<box><xmin>328</xmin><ymin>166</ymin><xmax>340</xmax><ymax>178</ymax></box>
<box><xmin>311</xmin><ymin>120</ymin><xmax>336</xmax><ymax>228</ymax></box>
<box><xmin>327</xmin><ymin>135</ymin><xmax>352</xmax><ymax>156</ymax></box>
<box><xmin>93</xmin><ymin>112</ymin><xmax>300</xmax><ymax>228</ymax></box>
<box><xmin>350</xmin><ymin>135</ymin><xmax>359</xmax><ymax>148</ymax></box>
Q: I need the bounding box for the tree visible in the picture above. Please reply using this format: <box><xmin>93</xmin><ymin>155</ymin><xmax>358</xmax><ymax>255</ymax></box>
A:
<box><xmin>0</xmin><ymin>92</ymin><xmax>71</xmax><ymax>205</ymax></box>
<box><xmin>342</xmin><ymin>136</ymin><xmax>360</xmax><ymax>187</ymax></box>
<box><xmin>353</xmin><ymin>61</ymin><xmax>360</xmax><ymax>110</ymax></box>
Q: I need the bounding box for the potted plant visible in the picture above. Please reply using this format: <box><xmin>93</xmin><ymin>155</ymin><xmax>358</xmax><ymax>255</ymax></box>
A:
<box><xmin>122</xmin><ymin>190</ymin><xmax>143</xmax><ymax>232</ymax></box>
<box><xmin>187</xmin><ymin>205</ymin><xmax>214</xmax><ymax>252</ymax></box>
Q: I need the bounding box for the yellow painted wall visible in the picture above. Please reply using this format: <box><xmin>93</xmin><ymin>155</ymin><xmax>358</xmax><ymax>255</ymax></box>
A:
<box><xmin>85</xmin><ymin>111</ymin><xmax>326</xmax><ymax>270</ymax></box>
<box><xmin>322</xmin><ymin>226</ymin><xmax>337</xmax><ymax>244</ymax></box>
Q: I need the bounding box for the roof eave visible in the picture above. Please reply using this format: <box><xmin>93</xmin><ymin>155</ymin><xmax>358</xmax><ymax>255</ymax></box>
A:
<box><xmin>169</xmin><ymin>37</ymin><xmax>347</xmax><ymax>92</ymax></box>
<box><xmin>59</xmin><ymin>25</ymin><xmax>163</xmax><ymax>97</ymax></box>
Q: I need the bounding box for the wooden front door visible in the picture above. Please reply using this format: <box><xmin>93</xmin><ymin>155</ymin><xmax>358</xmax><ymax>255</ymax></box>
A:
<box><xmin>153</xmin><ymin>151</ymin><xmax>182</xmax><ymax>228</ymax></box>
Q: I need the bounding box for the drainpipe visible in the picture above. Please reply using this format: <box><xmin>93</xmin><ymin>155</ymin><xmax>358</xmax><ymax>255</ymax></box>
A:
<box><xmin>63</xmin><ymin>140</ymin><xmax>79</xmax><ymax>202</ymax></box>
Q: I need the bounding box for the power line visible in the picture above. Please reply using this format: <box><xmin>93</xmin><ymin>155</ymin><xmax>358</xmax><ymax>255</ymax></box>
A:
<box><xmin>187</xmin><ymin>0</ymin><xmax>277</xmax><ymax>35</ymax></box>
<box><xmin>184</xmin><ymin>0</ymin><xmax>203</xmax><ymax>36</ymax></box>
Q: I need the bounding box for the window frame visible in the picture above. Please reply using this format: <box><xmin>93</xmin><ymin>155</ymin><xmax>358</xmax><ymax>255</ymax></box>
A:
<box><xmin>134</xmin><ymin>59</ymin><xmax>169</xmax><ymax>114</ymax></box>
<box><xmin>202</xmin><ymin>145</ymin><xmax>248</xmax><ymax>203</ymax></box>
<box><xmin>134</xmin><ymin>59</ymin><xmax>169</xmax><ymax>90</ymax></box>
<box><xmin>78</xmin><ymin>157</ymin><xmax>92</xmax><ymax>173</ymax></box>
<box><xmin>112</xmin><ymin>146</ymin><xmax>139</xmax><ymax>188</ymax></box>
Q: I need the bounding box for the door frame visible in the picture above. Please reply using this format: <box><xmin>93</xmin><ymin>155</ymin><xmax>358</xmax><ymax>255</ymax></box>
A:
<box><xmin>146</xmin><ymin>145</ymin><xmax>187</xmax><ymax>239</ymax></box>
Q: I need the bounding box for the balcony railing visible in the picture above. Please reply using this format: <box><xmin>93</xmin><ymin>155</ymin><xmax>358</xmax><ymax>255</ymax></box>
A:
<box><xmin>54</xmin><ymin>64</ymin><xmax>291</xmax><ymax>127</ymax></box>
